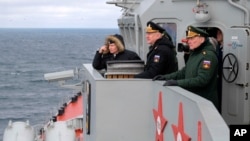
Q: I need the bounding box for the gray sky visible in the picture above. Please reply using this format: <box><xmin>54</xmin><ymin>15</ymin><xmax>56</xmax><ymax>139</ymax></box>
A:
<box><xmin>0</xmin><ymin>0</ymin><xmax>122</xmax><ymax>28</ymax></box>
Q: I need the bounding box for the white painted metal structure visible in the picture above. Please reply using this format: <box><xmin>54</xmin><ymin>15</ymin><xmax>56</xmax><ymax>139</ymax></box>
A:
<box><xmin>3</xmin><ymin>121</ymin><xmax>35</xmax><ymax>141</ymax></box>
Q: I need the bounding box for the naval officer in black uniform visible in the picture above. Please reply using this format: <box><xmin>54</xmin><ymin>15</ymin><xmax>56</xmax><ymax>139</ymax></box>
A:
<box><xmin>134</xmin><ymin>21</ymin><xmax>178</xmax><ymax>78</ymax></box>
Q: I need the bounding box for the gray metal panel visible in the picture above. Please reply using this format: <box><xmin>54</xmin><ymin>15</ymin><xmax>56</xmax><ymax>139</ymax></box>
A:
<box><xmin>82</xmin><ymin>64</ymin><xmax>229</xmax><ymax>141</ymax></box>
<box><xmin>222</xmin><ymin>27</ymin><xmax>250</xmax><ymax>125</ymax></box>
<box><xmin>83</xmin><ymin>79</ymin><xmax>154</xmax><ymax>141</ymax></box>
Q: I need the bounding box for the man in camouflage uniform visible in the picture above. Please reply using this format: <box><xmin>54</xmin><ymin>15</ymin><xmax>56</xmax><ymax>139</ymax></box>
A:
<box><xmin>153</xmin><ymin>25</ymin><xmax>219</xmax><ymax>110</ymax></box>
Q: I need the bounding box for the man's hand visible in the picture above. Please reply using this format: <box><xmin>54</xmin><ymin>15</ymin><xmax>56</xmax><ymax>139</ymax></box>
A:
<box><xmin>163</xmin><ymin>79</ymin><xmax>178</xmax><ymax>86</ymax></box>
<box><xmin>152</xmin><ymin>75</ymin><xmax>166</xmax><ymax>81</ymax></box>
<box><xmin>99</xmin><ymin>45</ymin><xmax>108</xmax><ymax>54</ymax></box>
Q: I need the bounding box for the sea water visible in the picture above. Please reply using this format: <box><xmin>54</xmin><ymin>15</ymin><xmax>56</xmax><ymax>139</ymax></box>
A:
<box><xmin>0</xmin><ymin>28</ymin><xmax>118</xmax><ymax>140</ymax></box>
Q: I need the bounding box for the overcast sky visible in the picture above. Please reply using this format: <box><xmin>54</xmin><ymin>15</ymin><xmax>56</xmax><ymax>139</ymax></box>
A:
<box><xmin>0</xmin><ymin>0</ymin><xmax>122</xmax><ymax>28</ymax></box>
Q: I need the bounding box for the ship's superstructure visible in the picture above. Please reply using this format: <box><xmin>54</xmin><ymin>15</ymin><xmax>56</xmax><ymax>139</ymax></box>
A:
<box><xmin>3</xmin><ymin>0</ymin><xmax>250</xmax><ymax>141</ymax></box>
<box><xmin>107</xmin><ymin>0</ymin><xmax>250</xmax><ymax>126</ymax></box>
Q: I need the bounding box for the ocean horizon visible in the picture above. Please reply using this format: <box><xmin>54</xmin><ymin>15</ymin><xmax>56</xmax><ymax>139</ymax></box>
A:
<box><xmin>0</xmin><ymin>28</ymin><xmax>119</xmax><ymax>140</ymax></box>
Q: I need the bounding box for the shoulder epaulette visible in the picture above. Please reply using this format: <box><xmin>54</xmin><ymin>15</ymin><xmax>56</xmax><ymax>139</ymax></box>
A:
<box><xmin>202</xmin><ymin>50</ymin><xmax>207</xmax><ymax>55</ymax></box>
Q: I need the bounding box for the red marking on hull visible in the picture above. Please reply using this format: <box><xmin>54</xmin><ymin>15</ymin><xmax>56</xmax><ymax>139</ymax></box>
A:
<box><xmin>171</xmin><ymin>102</ymin><xmax>191</xmax><ymax>141</ymax></box>
<box><xmin>57</xmin><ymin>95</ymin><xmax>83</xmax><ymax>121</ymax></box>
<box><xmin>153</xmin><ymin>91</ymin><xmax>168</xmax><ymax>141</ymax></box>
<box><xmin>76</xmin><ymin>129</ymin><xmax>83</xmax><ymax>141</ymax></box>
<box><xmin>198</xmin><ymin>121</ymin><xmax>202</xmax><ymax>141</ymax></box>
